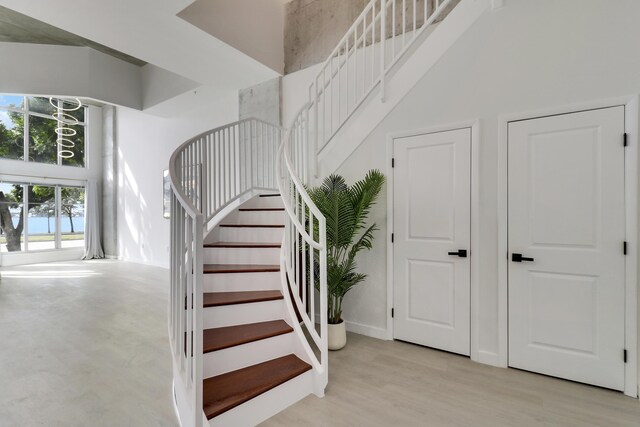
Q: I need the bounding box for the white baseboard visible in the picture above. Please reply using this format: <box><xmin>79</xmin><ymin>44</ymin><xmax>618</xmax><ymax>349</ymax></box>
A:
<box><xmin>345</xmin><ymin>320</ymin><xmax>389</xmax><ymax>341</ymax></box>
<box><xmin>109</xmin><ymin>254</ymin><xmax>169</xmax><ymax>270</ymax></box>
<box><xmin>475</xmin><ymin>350</ymin><xmax>502</xmax><ymax>367</ymax></box>
<box><xmin>312</xmin><ymin>314</ymin><xmax>390</xmax><ymax>341</ymax></box>
<box><xmin>0</xmin><ymin>247</ymin><xmax>83</xmax><ymax>267</ymax></box>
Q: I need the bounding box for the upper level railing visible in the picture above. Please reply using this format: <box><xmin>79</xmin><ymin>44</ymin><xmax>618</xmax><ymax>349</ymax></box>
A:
<box><xmin>308</xmin><ymin>0</ymin><xmax>454</xmax><ymax>159</ymax></box>
<box><xmin>273</xmin><ymin>0</ymin><xmax>456</xmax><ymax>393</ymax></box>
<box><xmin>277</xmin><ymin>102</ymin><xmax>328</xmax><ymax>392</ymax></box>
<box><xmin>168</xmin><ymin>118</ymin><xmax>283</xmax><ymax>427</ymax></box>
<box><xmin>168</xmin><ymin>0</ymin><xmax>457</xmax><ymax>421</ymax></box>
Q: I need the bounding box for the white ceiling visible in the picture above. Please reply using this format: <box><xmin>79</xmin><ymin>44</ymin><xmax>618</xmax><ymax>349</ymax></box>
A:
<box><xmin>0</xmin><ymin>0</ymin><xmax>279</xmax><ymax>94</ymax></box>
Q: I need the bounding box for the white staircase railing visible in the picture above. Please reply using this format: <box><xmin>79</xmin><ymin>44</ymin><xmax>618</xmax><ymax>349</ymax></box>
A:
<box><xmin>168</xmin><ymin>118</ymin><xmax>283</xmax><ymax>427</ymax></box>
<box><xmin>271</xmin><ymin>0</ymin><xmax>457</xmax><ymax>397</ymax></box>
<box><xmin>169</xmin><ymin>0</ymin><xmax>458</xmax><ymax>422</ymax></box>
<box><xmin>308</xmin><ymin>0</ymin><xmax>455</xmax><ymax>157</ymax></box>
<box><xmin>277</xmin><ymin>102</ymin><xmax>329</xmax><ymax>393</ymax></box>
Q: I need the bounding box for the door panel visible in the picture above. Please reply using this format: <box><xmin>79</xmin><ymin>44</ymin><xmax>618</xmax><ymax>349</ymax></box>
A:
<box><xmin>508</xmin><ymin>107</ymin><xmax>625</xmax><ymax>390</ymax></box>
<box><xmin>393</xmin><ymin>128</ymin><xmax>471</xmax><ymax>356</ymax></box>
<box><xmin>407</xmin><ymin>260</ymin><xmax>455</xmax><ymax>327</ymax></box>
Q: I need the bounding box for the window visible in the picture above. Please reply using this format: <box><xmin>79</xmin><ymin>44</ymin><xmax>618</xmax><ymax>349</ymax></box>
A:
<box><xmin>27</xmin><ymin>185</ymin><xmax>56</xmax><ymax>251</ymax></box>
<box><xmin>60</xmin><ymin>186</ymin><xmax>85</xmax><ymax>248</ymax></box>
<box><xmin>0</xmin><ymin>182</ymin><xmax>24</xmax><ymax>251</ymax></box>
<box><xmin>0</xmin><ymin>95</ymin><xmax>86</xmax><ymax>167</ymax></box>
<box><xmin>0</xmin><ymin>181</ymin><xmax>85</xmax><ymax>252</ymax></box>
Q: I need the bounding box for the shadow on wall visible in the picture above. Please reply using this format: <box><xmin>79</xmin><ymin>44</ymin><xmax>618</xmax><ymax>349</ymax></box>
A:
<box><xmin>118</xmin><ymin>146</ymin><xmax>151</xmax><ymax>265</ymax></box>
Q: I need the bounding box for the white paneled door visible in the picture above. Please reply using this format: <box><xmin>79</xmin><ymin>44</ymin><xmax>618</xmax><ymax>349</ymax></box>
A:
<box><xmin>508</xmin><ymin>107</ymin><xmax>626</xmax><ymax>390</ymax></box>
<box><xmin>393</xmin><ymin>128</ymin><xmax>471</xmax><ymax>356</ymax></box>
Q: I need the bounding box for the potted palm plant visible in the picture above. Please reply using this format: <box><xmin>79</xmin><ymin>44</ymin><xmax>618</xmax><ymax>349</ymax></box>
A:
<box><xmin>308</xmin><ymin>170</ymin><xmax>385</xmax><ymax>350</ymax></box>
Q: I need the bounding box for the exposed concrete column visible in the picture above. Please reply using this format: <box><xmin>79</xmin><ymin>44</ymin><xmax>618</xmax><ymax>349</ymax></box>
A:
<box><xmin>239</xmin><ymin>77</ymin><xmax>282</xmax><ymax>126</ymax></box>
<box><xmin>284</xmin><ymin>0</ymin><xmax>369</xmax><ymax>73</ymax></box>
<box><xmin>101</xmin><ymin>105</ymin><xmax>118</xmax><ymax>258</ymax></box>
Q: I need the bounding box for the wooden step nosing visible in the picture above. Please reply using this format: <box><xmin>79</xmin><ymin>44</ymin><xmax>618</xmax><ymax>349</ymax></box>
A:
<box><xmin>219</xmin><ymin>224</ymin><xmax>284</xmax><ymax>228</ymax></box>
<box><xmin>203</xmin><ymin>355</ymin><xmax>311</xmax><ymax>420</ymax></box>
<box><xmin>204</xmin><ymin>242</ymin><xmax>282</xmax><ymax>248</ymax></box>
<box><xmin>203</xmin><ymin>264</ymin><xmax>280</xmax><ymax>274</ymax></box>
<box><xmin>203</xmin><ymin>329</ymin><xmax>293</xmax><ymax>353</ymax></box>
<box><xmin>203</xmin><ymin>321</ymin><xmax>294</xmax><ymax>353</ymax></box>
<box><xmin>203</xmin><ymin>291</ymin><xmax>284</xmax><ymax>307</ymax></box>
<box><xmin>238</xmin><ymin>208</ymin><xmax>285</xmax><ymax>212</ymax></box>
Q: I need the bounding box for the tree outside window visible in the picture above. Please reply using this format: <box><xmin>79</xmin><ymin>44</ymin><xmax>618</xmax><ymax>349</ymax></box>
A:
<box><xmin>0</xmin><ymin>94</ymin><xmax>88</xmax><ymax>252</ymax></box>
<box><xmin>0</xmin><ymin>95</ymin><xmax>86</xmax><ymax>167</ymax></box>
<box><xmin>0</xmin><ymin>184</ymin><xmax>85</xmax><ymax>252</ymax></box>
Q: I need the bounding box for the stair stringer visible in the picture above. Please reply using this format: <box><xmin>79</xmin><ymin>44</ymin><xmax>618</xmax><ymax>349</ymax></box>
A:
<box><xmin>316</xmin><ymin>0</ymin><xmax>491</xmax><ymax>177</ymax></box>
<box><xmin>277</xmin><ymin>249</ymin><xmax>327</xmax><ymax>398</ymax></box>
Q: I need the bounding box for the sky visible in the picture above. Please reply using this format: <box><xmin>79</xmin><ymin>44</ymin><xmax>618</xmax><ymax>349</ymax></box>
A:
<box><xmin>0</xmin><ymin>95</ymin><xmax>23</xmax><ymax>128</ymax></box>
<box><xmin>0</xmin><ymin>110</ymin><xmax>13</xmax><ymax>128</ymax></box>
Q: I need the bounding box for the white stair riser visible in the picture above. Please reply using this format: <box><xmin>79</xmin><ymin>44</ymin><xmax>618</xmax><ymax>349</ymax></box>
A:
<box><xmin>203</xmin><ymin>299</ymin><xmax>285</xmax><ymax>329</ymax></box>
<box><xmin>204</xmin><ymin>247</ymin><xmax>281</xmax><ymax>265</ymax></box>
<box><xmin>203</xmin><ymin>271</ymin><xmax>281</xmax><ymax>292</ymax></box>
<box><xmin>241</xmin><ymin>196</ymin><xmax>284</xmax><ymax>209</ymax></box>
<box><xmin>218</xmin><ymin>226</ymin><xmax>283</xmax><ymax>243</ymax></box>
<box><xmin>225</xmin><ymin>210</ymin><xmax>285</xmax><ymax>225</ymax></box>
<box><xmin>203</xmin><ymin>333</ymin><xmax>295</xmax><ymax>378</ymax></box>
<box><xmin>208</xmin><ymin>371</ymin><xmax>313</xmax><ymax>427</ymax></box>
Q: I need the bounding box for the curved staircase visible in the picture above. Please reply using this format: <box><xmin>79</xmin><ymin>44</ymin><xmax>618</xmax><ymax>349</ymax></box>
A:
<box><xmin>168</xmin><ymin>119</ymin><xmax>327</xmax><ymax>427</ymax></box>
<box><xmin>200</xmin><ymin>194</ymin><xmax>314</xmax><ymax>425</ymax></box>
<box><xmin>168</xmin><ymin>0</ymin><xmax>465</xmax><ymax>425</ymax></box>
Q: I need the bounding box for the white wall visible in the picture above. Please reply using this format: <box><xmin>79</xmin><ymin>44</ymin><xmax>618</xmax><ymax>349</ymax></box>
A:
<box><xmin>282</xmin><ymin>63</ymin><xmax>320</xmax><ymax>128</ymax></box>
<box><xmin>178</xmin><ymin>0</ymin><xmax>285</xmax><ymax>74</ymax></box>
<box><xmin>115</xmin><ymin>89</ymin><xmax>239</xmax><ymax>268</ymax></box>
<box><xmin>140</xmin><ymin>64</ymin><xmax>200</xmax><ymax>110</ymax></box>
<box><xmin>284</xmin><ymin>0</ymin><xmax>640</xmax><ymax>353</ymax></box>
<box><xmin>0</xmin><ymin>0</ymin><xmax>279</xmax><ymax>91</ymax></box>
<box><xmin>0</xmin><ymin>42</ymin><xmax>142</xmax><ymax>109</ymax></box>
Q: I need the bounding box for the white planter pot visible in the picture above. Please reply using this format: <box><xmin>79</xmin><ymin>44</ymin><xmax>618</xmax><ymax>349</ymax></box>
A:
<box><xmin>328</xmin><ymin>321</ymin><xmax>347</xmax><ymax>350</ymax></box>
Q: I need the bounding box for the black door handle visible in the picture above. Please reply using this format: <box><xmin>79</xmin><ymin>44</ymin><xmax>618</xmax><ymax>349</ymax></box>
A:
<box><xmin>512</xmin><ymin>253</ymin><xmax>534</xmax><ymax>262</ymax></box>
<box><xmin>448</xmin><ymin>249</ymin><xmax>467</xmax><ymax>258</ymax></box>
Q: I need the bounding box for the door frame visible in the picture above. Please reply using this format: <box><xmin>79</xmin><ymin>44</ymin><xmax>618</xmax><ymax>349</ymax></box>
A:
<box><xmin>386</xmin><ymin>120</ymin><xmax>482</xmax><ymax>361</ymax></box>
<box><xmin>497</xmin><ymin>96</ymin><xmax>639</xmax><ymax>397</ymax></box>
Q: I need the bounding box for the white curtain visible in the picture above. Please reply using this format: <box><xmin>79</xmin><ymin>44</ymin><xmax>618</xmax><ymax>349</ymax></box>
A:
<box><xmin>82</xmin><ymin>179</ymin><xmax>105</xmax><ymax>260</ymax></box>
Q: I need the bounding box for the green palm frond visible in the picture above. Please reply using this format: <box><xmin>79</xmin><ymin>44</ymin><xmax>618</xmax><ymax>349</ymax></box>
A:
<box><xmin>348</xmin><ymin>223</ymin><xmax>378</xmax><ymax>262</ymax></box>
<box><xmin>350</xmin><ymin>170</ymin><xmax>385</xmax><ymax>232</ymax></box>
<box><xmin>307</xmin><ymin>169</ymin><xmax>385</xmax><ymax>323</ymax></box>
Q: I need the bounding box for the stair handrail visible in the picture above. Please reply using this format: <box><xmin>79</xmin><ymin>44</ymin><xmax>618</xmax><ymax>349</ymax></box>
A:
<box><xmin>272</xmin><ymin>0</ymin><xmax>457</xmax><ymax>395</ymax></box>
<box><xmin>307</xmin><ymin>0</ymin><xmax>455</xmax><ymax>163</ymax></box>
<box><xmin>168</xmin><ymin>118</ymin><xmax>283</xmax><ymax>427</ymax></box>
<box><xmin>277</xmin><ymin>102</ymin><xmax>329</xmax><ymax>391</ymax></box>
<box><xmin>168</xmin><ymin>0</ymin><xmax>459</xmax><ymax>420</ymax></box>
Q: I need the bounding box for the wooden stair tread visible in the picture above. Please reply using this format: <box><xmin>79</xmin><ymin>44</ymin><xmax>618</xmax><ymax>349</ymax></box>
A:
<box><xmin>203</xmin><ymin>354</ymin><xmax>311</xmax><ymax>419</ymax></box>
<box><xmin>219</xmin><ymin>223</ymin><xmax>284</xmax><ymax>228</ymax></box>
<box><xmin>203</xmin><ymin>290</ymin><xmax>283</xmax><ymax>307</ymax></box>
<box><xmin>239</xmin><ymin>207</ymin><xmax>285</xmax><ymax>212</ymax></box>
<box><xmin>204</xmin><ymin>242</ymin><xmax>281</xmax><ymax>248</ymax></box>
<box><xmin>203</xmin><ymin>320</ymin><xmax>292</xmax><ymax>353</ymax></box>
<box><xmin>203</xmin><ymin>264</ymin><xmax>280</xmax><ymax>274</ymax></box>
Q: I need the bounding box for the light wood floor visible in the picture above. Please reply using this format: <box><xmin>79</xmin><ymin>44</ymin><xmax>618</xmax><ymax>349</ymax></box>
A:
<box><xmin>0</xmin><ymin>260</ymin><xmax>178</xmax><ymax>427</ymax></box>
<box><xmin>2</xmin><ymin>261</ymin><xmax>639</xmax><ymax>426</ymax></box>
<box><xmin>262</xmin><ymin>333</ymin><xmax>640</xmax><ymax>427</ymax></box>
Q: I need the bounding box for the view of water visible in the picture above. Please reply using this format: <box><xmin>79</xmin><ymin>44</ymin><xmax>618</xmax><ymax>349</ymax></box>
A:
<box><xmin>8</xmin><ymin>216</ymin><xmax>85</xmax><ymax>234</ymax></box>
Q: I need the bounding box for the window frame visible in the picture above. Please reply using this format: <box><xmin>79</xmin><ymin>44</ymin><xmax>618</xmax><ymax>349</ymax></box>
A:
<box><xmin>0</xmin><ymin>180</ymin><xmax>86</xmax><ymax>253</ymax></box>
<box><xmin>0</xmin><ymin>95</ymin><xmax>88</xmax><ymax>168</ymax></box>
